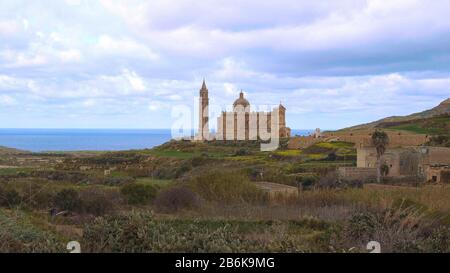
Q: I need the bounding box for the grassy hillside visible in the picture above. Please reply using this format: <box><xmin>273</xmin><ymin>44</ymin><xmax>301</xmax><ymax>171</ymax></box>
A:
<box><xmin>342</xmin><ymin>98</ymin><xmax>450</xmax><ymax>131</ymax></box>
<box><xmin>0</xmin><ymin>146</ymin><xmax>27</xmax><ymax>155</ymax></box>
<box><xmin>377</xmin><ymin>114</ymin><xmax>450</xmax><ymax>135</ymax></box>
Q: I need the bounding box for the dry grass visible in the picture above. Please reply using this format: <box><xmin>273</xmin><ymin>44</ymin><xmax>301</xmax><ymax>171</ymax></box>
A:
<box><xmin>190</xmin><ymin>203</ymin><xmax>357</xmax><ymax>222</ymax></box>
<box><xmin>340</xmin><ymin>184</ymin><xmax>450</xmax><ymax>212</ymax></box>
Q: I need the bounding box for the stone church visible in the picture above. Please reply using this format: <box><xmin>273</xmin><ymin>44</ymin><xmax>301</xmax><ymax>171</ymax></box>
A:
<box><xmin>197</xmin><ymin>80</ymin><xmax>291</xmax><ymax>141</ymax></box>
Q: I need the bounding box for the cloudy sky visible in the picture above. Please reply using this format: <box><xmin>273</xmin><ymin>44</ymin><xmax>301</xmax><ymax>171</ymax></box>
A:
<box><xmin>0</xmin><ymin>0</ymin><xmax>449</xmax><ymax>130</ymax></box>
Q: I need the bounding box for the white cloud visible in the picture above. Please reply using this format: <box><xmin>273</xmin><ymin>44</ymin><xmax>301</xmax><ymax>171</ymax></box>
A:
<box><xmin>95</xmin><ymin>35</ymin><xmax>159</xmax><ymax>60</ymax></box>
<box><xmin>223</xmin><ymin>83</ymin><xmax>238</xmax><ymax>97</ymax></box>
<box><xmin>148</xmin><ymin>100</ymin><xmax>165</xmax><ymax>111</ymax></box>
<box><xmin>57</xmin><ymin>49</ymin><xmax>82</xmax><ymax>63</ymax></box>
<box><xmin>122</xmin><ymin>69</ymin><xmax>146</xmax><ymax>91</ymax></box>
<box><xmin>95</xmin><ymin>0</ymin><xmax>450</xmax><ymax>57</ymax></box>
<box><xmin>167</xmin><ymin>94</ymin><xmax>182</xmax><ymax>101</ymax></box>
<box><xmin>82</xmin><ymin>99</ymin><xmax>96</xmax><ymax>108</ymax></box>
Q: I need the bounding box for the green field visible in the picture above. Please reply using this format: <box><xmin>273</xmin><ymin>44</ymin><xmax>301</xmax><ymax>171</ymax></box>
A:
<box><xmin>385</xmin><ymin>115</ymin><xmax>450</xmax><ymax>135</ymax></box>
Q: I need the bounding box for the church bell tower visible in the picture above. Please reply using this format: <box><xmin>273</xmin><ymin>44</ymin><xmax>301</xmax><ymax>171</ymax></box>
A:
<box><xmin>198</xmin><ymin>79</ymin><xmax>209</xmax><ymax>140</ymax></box>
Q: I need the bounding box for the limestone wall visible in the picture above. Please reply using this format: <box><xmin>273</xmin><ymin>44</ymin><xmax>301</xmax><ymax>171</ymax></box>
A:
<box><xmin>326</xmin><ymin>130</ymin><xmax>430</xmax><ymax>148</ymax></box>
<box><xmin>423</xmin><ymin>147</ymin><xmax>450</xmax><ymax>165</ymax></box>
<box><xmin>338</xmin><ymin>167</ymin><xmax>377</xmax><ymax>181</ymax></box>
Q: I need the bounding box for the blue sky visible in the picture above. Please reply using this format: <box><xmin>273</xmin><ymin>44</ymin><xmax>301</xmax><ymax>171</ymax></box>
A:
<box><xmin>0</xmin><ymin>0</ymin><xmax>449</xmax><ymax>130</ymax></box>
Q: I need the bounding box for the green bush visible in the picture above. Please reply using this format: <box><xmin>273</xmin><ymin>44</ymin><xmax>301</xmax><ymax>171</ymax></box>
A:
<box><xmin>154</xmin><ymin>186</ymin><xmax>201</xmax><ymax>213</ymax></box>
<box><xmin>190</xmin><ymin>155</ymin><xmax>210</xmax><ymax>167</ymax></box>
<box><xmin>298</xmin><ymin>175</ymin><xmax>318</xmax><ymax>191</ymax></box>
<box><xmin>424</xmin><ymin>226</ymin><xmax>450</xmax><ymax>253</ymax></box>
<box><xmin>120</xmin><ymin>183</ymin><xmax>159</xmax><ymax>205</ymax></box>
<box><xmin>80</xmin><ymin>189</ymin><xmax>117</xmax><ymax>216</ymax></box>
<box><xmin>331</xmin><ymin>206</ymin><xmax>445</xmax><ymax>252</ymax></box>
<box><xmin>21</xmin><ymin>185</ymin><xmax>55</xmax><ymax>209</ymax></box>
<box><xmin>53</xmin><ymin>189</ymin><xmax>82</xmax><ymax>212</ymax></box>
<box><xmin>104</xmin><ymin>176</ymin><xmax>135</xmax><ymax>186</ymax></box>
<box><xmin>188</xmin><ymin>171</ymin><xmax>263</xmax><ymax>203</ymax></box>
<box><xmin>0</xmin><ymin>188</ymin><xmax>21</xmax><ymax>207</ymax></box>
<box><xmin>234</xmin><ymin>148</ymin><xmax>250</xmax><ymax>156</ymax></box>
<box><xmin>0</xmin><ymin>210</ymin><xmax>65</xmax><ymax>253</ymax></box>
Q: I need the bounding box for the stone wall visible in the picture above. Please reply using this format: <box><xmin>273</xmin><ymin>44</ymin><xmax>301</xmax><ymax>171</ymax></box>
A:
<box><xmin>326</xmin><ymin>130</ymin><xmax>430</xmax><ymax>148</ymax></box>
<box><xmin>421</xmin><ymin>147</ymin><xmax>450</xmax><ymax>165</ymax></box>
<box><xmin>338</xmin><ymin>167</ymin><xmax>377</xmax><ymax>181</ymax></box>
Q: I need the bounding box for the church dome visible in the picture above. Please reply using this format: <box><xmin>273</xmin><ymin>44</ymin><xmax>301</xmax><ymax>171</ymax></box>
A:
<box><xmin>233</xmin><ymin>91</ymin><xmax>250</xmax><ymax>109</ymax></box>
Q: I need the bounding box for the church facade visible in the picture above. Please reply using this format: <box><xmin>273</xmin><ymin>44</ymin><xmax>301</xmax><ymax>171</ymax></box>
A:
<box><xmin>197</xmin><ymin>80</ymin><xmax>291</xmax><ymax>141</ymax></box>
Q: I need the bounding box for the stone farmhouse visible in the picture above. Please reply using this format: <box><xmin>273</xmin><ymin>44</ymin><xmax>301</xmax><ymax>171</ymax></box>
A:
<box><xmin>355</xmin><ymin>146</ymin><xmax>450</xmax><ymax>183</ymax></box>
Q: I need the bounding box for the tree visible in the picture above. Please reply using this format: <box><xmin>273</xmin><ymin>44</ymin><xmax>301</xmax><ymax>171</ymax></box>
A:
<box><xmin>371</xmin><ymin>130</ymin><xmax>389</xmax><ymax>183</ymax></box>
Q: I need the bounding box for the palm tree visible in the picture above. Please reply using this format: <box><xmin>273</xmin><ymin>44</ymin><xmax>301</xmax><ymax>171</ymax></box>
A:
<box><xmin>371</xmin><ymin>130</ymin><xmax>389</xmax><ymax>183</ymax></box>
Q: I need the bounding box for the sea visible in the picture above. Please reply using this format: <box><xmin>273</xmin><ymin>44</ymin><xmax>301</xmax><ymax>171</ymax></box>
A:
<box><xmin>0</xmin><ymin>129</ymin><xmax>314</xmax><ymax>152</ymax></box>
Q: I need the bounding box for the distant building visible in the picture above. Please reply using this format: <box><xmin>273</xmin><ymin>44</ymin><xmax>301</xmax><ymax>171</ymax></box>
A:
<box><xmin>196</xmin><ymin>80</ymin><xmax>291</xmax><ymax>141</ymax></box>
<box><xmin>354</xmin><ymin>146</ymin><xmax>450</xmax><ymax>182</ymax></box>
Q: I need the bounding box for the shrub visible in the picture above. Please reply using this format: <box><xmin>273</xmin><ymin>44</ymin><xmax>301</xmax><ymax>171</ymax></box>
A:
<box><xmin>191</xmin><ymin>155</ymin><xmax>210</xmax><ymax>167</ymax></box>
<box><xmin>104</xmin><ymin>176</ymin><xmax>135</xmax><ymax>186</ymax></box>
<box><xmin>332</xmin><ymin>206</ymin><xmax>438</xmax><ymax>253</ymax></box>
<box><xmin>424</xmin><ymin>227</ymin><xmax>450</xmax><ymax>253</ymax></box>
<box><xmin>154</xmin><ymin>186</ymin><xmax>201</xmax><ymax>213</ymax></box>
<box><xmin>326</xmin><ymin>152</ymin><xmax>337</xmax><ymax>161</ymax></box>
<box><xmin>316</xmin><ymin>172</ymin><xmax>340</xmax><ymax>189</ymax></box>
<box><xmin>0</xmin><ymin>189</ymin><xmax>21</xmax><ymax>207</ymax></box>
<box><xmin>345</xmin><ymin>211</ymin><xmax>379</xmax><ymax>242</ymax></box>
<box><xmin>53</xmin><ymin>189</ymin><xmax>82</xmax><ymax>212</ymax></box>
<box><xmin>32</xmin><ymin>191</ymin><xmax>55</xmax><ymax>209</ymax></box>
<box><xmin>80</xmin><ymin>189</ymin><xmax>117</xmax><ymax>216</ymax></box>
<box><xmin>297</xmin><ymin>175</ymin><xmax>318</xmax><ymax>191</ymax></box>
<box><xmin>234</xmin><ymin>148</ymin><xmax>250</xmax><ymax>156</ymax></box>
<box><xmin>21</xmin><ymin>185</ymin><xmax>54</xmax><ymax>209</ymax></box>
<box><xmin>188</xmin><ymin>171</ymin><xmax>263</xmax><ymax>203</ymax></box>
<box><xmin>120</xmin><ymin>183</ymin><xmax>159</xmax><ymax>205</ymax></box>
<box><xmin>315</xmin><ymin>172</ymin><xmax>363</xmax><ymax>190</ymax></box>
<box><xmin>0</xmin><ymin>210</ymin><xmax>65</xmax><ymax>253</ymax></box>
<box><xmin>341</xmin><ymin>179</ymin><xmax>364</xmax><ymax>189</ymax></box>
<box><xmin>175</xmin><ymin>163</ymin><xmax>192</xmax><ymax>178</ymax></box>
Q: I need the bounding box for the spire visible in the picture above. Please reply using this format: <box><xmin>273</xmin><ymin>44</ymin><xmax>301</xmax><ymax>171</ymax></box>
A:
<box><xmin>201</xmin><ymin>78</ymin><xmax>207</xmax><ymax>90</ymax></box>
<box><xmin>239</xmin><ymin>90</ymin><xmax>244</xmax><ymax>98</ymax></box>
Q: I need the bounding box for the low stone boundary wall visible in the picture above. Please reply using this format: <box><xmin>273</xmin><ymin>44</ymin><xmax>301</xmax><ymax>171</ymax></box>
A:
<box><xmin>338</xmin><ymin>166</ymin><xmax>377</xmax><ymax>181</ymax></box>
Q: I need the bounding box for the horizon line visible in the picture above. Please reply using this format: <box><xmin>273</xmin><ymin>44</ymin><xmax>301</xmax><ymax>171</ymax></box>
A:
<box><xmin>0</xmin><ymin>128</ymin><xmax>323</xmax><ymax>131</ymax></box>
